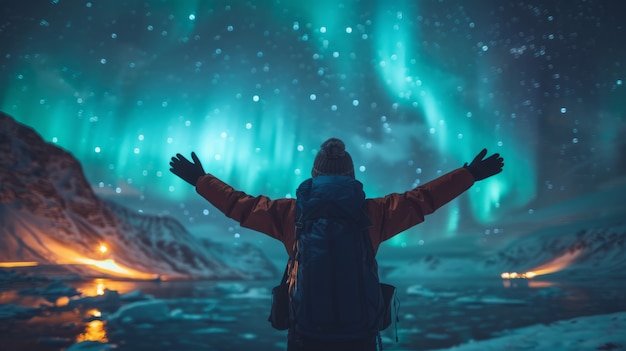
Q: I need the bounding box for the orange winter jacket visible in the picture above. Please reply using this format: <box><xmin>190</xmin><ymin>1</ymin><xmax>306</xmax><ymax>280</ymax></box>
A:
<box><xmin>195</xmin><ymin>168</ymin><xmax>475</xmax><ymax>256</ymax></box>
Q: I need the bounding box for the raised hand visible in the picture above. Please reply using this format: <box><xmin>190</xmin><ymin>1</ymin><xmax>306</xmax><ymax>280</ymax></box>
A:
<box><xmin>169</xmin><ymin>152</ymin><xmax>206</xmax><ymax>186</ymax></box>
<box><xmin>463</xmin><ymin>148</ymin><xmax>504</xmax><ymax>181</ymax></box>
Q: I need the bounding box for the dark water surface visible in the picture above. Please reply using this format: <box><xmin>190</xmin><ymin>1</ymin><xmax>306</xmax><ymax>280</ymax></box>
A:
<box><xmin>1</xmin><ymin>276</ymin><xmax>626</xmax><ymax>351</ymax></box>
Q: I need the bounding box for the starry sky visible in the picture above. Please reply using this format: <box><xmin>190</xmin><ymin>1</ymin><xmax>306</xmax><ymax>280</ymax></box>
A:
<box><xmin>1</xmin><ymin>0</ymin><xmax>625</xmax><ymax>251</ymax></box>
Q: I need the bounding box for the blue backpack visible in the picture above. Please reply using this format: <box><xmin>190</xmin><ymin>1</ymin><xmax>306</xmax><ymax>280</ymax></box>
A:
<box><xmin>287</xmin><ymin>176</ymin><xmax>386</xmax><ymax>341</ymax></box>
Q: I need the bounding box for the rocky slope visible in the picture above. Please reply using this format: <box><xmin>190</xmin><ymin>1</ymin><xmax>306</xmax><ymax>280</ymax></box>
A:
<box><xmin>0</xmin><ymin>112</ymin><xmax>277</xmax><ymax>279</ymax></box>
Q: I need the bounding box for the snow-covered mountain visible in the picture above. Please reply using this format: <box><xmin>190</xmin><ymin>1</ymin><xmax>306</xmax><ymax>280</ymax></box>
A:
<box><xmin>388</xmin><ymin>212</ymin><xmax>626</xmax><ymax>280</ymax></box>
<box><xmin>487</xmin><ymin>214</ymin><xmax>626</xmax><ymax>278</ymax></box>
<box><xmin>0</xmin><ymin>112</ymin><xmax>277</xmax><ymax>279</ymax></box>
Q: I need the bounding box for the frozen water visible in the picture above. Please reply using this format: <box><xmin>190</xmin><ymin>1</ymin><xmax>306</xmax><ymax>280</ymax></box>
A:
<box><xmin>2</xmin><ymin>272</ymin><xmax>626</xmax><ymax>351</ymax></box>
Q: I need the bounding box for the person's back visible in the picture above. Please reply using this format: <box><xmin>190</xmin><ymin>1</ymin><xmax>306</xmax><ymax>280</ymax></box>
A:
<box><xmin>287</xmin><ymin>174</ymin><xmax>384</xmax><ymax>350</ymax></box>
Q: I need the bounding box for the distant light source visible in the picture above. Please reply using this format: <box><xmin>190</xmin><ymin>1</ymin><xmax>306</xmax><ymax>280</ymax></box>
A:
<box><xmin>99</xmin><ymin>245</ymin><xmax>107</xmax><ymax>254</ymax></box>
<box><xmin>501</xmin><ymin>271</ymin><xmax>536</xmax><ymax>279</ymax></box>
<box><xmin>0</xmin><ymin>261</ymin><xmax>39</xmax><ymax>268</ymax></box>
<box><xmin>75</xmin><ymin>258</ymin><xmax>159</xmax><ymax>280</ymax></box>
<box><xmin>502</xmin><ymin>249</ymin><xmax>582</xmax><ymax>281</ymax></box>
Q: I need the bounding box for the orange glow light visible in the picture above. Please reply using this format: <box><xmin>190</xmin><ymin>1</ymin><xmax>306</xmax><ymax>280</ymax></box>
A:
<box><xmin>501</xmin><ymin>248</ymin><xmax>582</xmax><ymax>280</ymax></box>
<box><xmin>5</xmin><ymin>232</ymin><xmax>158</xmax><ymax>280</ymax></box>
<box><xmin>56</xmin><ymin>296</ymin><xmax>70</xmax><ymax>307</ymax></box>
<box><xmin>96</xmin><ymin>280</ymin><xmax>105</xmax><ymax>295</ymax></box>
<box><xmin>75</xmin><ymin>257</ymin><xmax>158</xmax><ymax>280</ymax></box>
<box><xmin>0</xmin><ymin>261</ymin><xmax>39</xmax><ymax>268</ymax></box>
<box><xmin>501</xmin><ymin>271</ymin><xmax>536</xmax><ymax>279</ymax></box>
<box><xmin>78</xmin><ymin>279</ymin><xmax>141</xmax><ymax>297</ymax></box>
<box><xmin>528</xmin><ymin>249</ymin><xmax>582</xmax><ymax>276</ymax></box>
<box><xmin>76</xmin><ymin>310</ymin><xmax>108</xmax><ymax>343</ymax></box>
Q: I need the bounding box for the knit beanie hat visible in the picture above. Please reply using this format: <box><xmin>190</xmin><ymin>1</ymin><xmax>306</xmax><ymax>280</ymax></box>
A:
<box><xmin>311</xmin><ymin>138</ymin><xmax>355</xmax><ymax>178</ymax></box>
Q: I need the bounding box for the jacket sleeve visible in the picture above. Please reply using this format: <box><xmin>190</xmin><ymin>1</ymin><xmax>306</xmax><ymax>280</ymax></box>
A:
<box><xmin>195</xmin><ymin>174</ymin><xmax>296</xmax><ymax>249</ymax></box>
<box><xmin>366</xmin><ymin>167</ymin><xmax>475</xmax><ymax>248</ymax></box>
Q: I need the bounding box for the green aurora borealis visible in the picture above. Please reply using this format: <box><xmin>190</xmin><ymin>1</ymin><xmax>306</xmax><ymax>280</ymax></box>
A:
<box><xmin>1</xmin><ymin>0</ymin><xmax>624</xmax><ymax>247</ymax></box>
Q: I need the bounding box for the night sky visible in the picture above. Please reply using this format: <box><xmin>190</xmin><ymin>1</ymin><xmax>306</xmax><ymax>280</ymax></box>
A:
<box><xmin>1</xmin><ymin>1</ymin><xmax>625</xmax><ymax>251</ymax></box>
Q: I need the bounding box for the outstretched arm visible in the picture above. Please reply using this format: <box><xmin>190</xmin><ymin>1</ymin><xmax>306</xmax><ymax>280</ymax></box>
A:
<box><xmin>367</xmin><ymin>148</ymin><xmax>504</xmax><ymax>248</ymax></box>
<box><xmin>367</xmin><ymin>167</ymin><xmax>475</xmax><ymax>246</ymax></box>
<box><xmin>194</xmin><ymin>174</ymin><xmax>295</xmax><ymax>245</ymax></box>
<box><xmin>169</xmin><ymin>152</ymin><xmax>295</xmax><ymax>248</ymax></box>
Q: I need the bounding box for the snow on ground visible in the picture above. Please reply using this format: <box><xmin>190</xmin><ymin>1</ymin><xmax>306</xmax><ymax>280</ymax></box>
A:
<box><xmin>396</xmin><ymin>284</ymin><xmax>626</xmax><ymax>350</ymax></box>
<box><xmin>431</xmin><ymin>312</ymin><xmax>626</xmax><ymax>351</ymax></box>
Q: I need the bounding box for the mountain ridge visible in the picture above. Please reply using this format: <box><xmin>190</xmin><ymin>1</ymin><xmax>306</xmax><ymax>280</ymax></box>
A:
<box><xmin>0</xmin><ymin>112</ymin><xmax>277</xmax><ymax>280</ymax></box>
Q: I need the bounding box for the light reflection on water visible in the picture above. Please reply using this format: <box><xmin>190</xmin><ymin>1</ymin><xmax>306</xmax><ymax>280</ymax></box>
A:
<box><xmin>76</xmin><ymin>309</ymin><xmax>108</xmax><ymax>343</ymax></box>
<box><xmin>1</xmin><ymin>277</ymin><xmax>626</xmax><ymax>351</ymax></box>
<box><xmin>77</xmin><ymin>278</ymin><xmax>142</xmax><ymax>297</ymax></box>
<box><xmin>0</xmin><ymin>289</ymin><xmax>19</xmax><ymax>304</ymax></box>
<box><xmin>501</xmin><ymin>278</ymin><xmax>557</xmax><ymax>289</ymax></box>
<box><xmin>0</xmin><ymin>278</ymin><xmax>151</xmax><ymax>351</ymax></box>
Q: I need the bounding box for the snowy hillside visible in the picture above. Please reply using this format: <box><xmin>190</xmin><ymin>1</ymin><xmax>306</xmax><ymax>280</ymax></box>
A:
<box><xmin>0</xmin><ymin>112</ymin><xmax>277</xmax><ymax>279</ymax></box>
<box><xmin>489</xmin><ymin>215</ymin><xmax>626</xmax><ymax>278</ymax></box>
<box><xmin>388</xmin><ymin>213</ymin><xmax>626</xmax><ymax>280</ymax></box>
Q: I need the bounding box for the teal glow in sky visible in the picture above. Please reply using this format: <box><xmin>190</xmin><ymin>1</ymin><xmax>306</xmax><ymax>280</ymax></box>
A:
<box><xmin>1</xmin><ymin>0</ymin><xmax>624</xmax><ymax>247</ymax></box>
